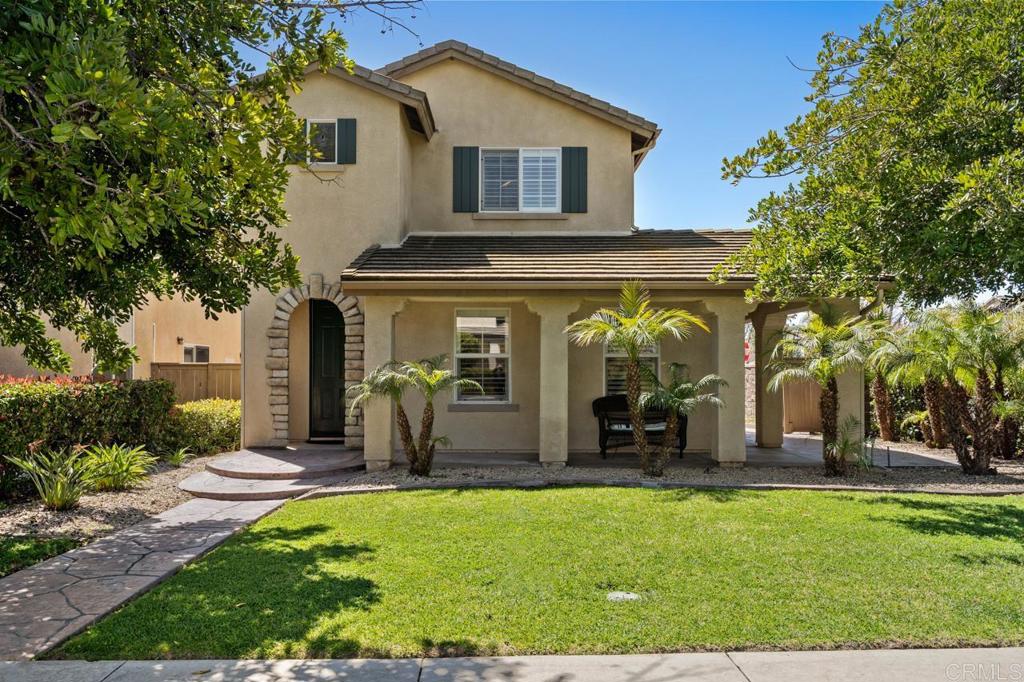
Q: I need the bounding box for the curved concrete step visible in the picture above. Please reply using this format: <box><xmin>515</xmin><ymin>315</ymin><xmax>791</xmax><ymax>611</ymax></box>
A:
<box><xmin>178</xmin><ymin>471</ymin><xmax>342</xmax><ymax>501</ymax></box>
<box><xmin>206</xmin><ymin>450</ymin><xmax>364</xmax><ymax>480</ymax></box>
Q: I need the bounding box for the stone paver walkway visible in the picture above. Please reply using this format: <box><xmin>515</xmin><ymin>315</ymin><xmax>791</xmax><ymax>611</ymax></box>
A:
<box><xmin>0</xmin><ymin>498</ymin><xmax>282</xmax><ymax>660</ymax></box>
<box><xmin>2</xmin><ymin>648</ymin><xmax>1022</xmax><ymax>681</ymax></box>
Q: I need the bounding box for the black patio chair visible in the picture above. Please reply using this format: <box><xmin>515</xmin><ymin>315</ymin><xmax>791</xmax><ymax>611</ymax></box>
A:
<box><xmin>591</xmin><ymin>394</ymin><xmax>688</xmax><ymax>459</ymax></box>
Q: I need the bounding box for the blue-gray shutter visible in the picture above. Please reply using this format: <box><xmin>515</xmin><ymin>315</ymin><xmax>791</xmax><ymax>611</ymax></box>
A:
<box><xmin>337</xmin><ymin>118</ymin><xmax>356</xmax><ymax>164</ymax></box>
<box><xmin>561</xmin><ymin>147</ymin><xmax>588</xmax><ymax>213</ymax></box>
<box><xmin>453</xmin><ymin>146</ymin><xmax>479</xmax><ymax>212</ymax></box>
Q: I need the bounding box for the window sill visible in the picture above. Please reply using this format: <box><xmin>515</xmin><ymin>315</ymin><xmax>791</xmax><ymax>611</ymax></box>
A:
<box><xmin>447</xmin><ymin>403</ymin><xmax>520</xmax><ymax>413</ymax></box>
<box><xmin>472</xmin><ymin>213</ymin><xmax>568</xmax><ymax>221</ymax></box>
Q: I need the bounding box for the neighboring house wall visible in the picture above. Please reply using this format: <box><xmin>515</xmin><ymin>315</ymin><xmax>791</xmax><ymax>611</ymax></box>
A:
<box><xmin>401</xmin><ymin>59</ymin><xmax>635</xmax><ymax>233</ymax></box>
<box><xmin>132</xmin><ymin>295</ymin><xmax>241</xmax><ymax>379</ymax></box>
<box><xmin>0</xmin><ymin>322</ymin><xmax>95</xmax><ymax>377</ymax></box>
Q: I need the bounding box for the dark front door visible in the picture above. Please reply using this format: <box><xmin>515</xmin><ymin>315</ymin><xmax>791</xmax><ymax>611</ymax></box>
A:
<box><xmin>310</xmin><ymin>299</ymin><xmax>345</xmax><ymax>438</ymax></box>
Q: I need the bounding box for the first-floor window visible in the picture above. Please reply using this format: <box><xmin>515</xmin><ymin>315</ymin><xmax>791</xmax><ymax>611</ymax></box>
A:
<box><xmin>183</xmin><ymin>344</ymin><xmax>210</xmax><ymax>363</ymax></box>
<box><xmin>604</xmin><ymin>342</ymin><xmax>658</xmax><ymax>395</ymax></box>
<box><xmin>455</xmin><ymin>309</ymin><xmax>510</xmax><ymax>402</ymax></box>
<box><xmin>307</xmin><ymin>120</ymin><xmax>336</xmax><ymax>164</ymax></box>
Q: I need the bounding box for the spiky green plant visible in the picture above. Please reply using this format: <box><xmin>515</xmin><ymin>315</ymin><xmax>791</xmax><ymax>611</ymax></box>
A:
<box><xmin>348</xmin><ymin>355</ymin><xmax>481</xmax><ymax>476</ymax></box>
<box><xmin>165</xmin><ymin>447</ymin><xmax>194</xmax><ymax>467</ymax></box>
<box><xmin>639</xmin><ymin>363</ymin><xmax>725</xmax><ymax>476</ymax></box>
<box><xmin>768</xmin><ymin>303</ymin><xmax>867</xmax><ymax>476</ymax></box>
<box><xmin>83</xmin><ymin>444</ymin><xmax>156</xmax><ymax>491</ymax></box>
<box><xmin>565</xmin><ymin>280</ymin><xmax>709</xmax><ymax>473</ymax></box>
<box><xmin>6</xmin><ymin>447</ymin><xmax>92</xmax><ymax>510</ymax></box>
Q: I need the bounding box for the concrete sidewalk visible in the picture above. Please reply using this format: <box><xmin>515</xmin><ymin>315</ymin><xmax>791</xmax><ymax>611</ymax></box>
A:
<box><xmin>3</xmin><ymin>648</ymin><xmax>1022</xmax><ymax>681</ymax></box>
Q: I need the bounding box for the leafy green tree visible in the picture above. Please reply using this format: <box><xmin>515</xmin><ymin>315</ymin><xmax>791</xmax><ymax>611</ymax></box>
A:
<box><xmin>347</xmin><ymin>355</ymin><xmax>479</xmax><ymax>476</ymax></box>
<box><xmin>565</xmin><ymin>281</ymin><xmax>709</xmax><ymax>475</ymax></box>
<box><xmin>716</xmin><ymin>0</ymin><xmax>1024</xmax><ymax>305</ymax></box>
<box><xmin>639</xmin><ymin>363</ymin><xmax>725</xmax><ymax>476</ymax></box>
<box><xmin>0</xmin><ymin>0</ymin><xmax>414</xmax><ymax>372</ymax></box>
<box><xmin>768</xmin><ymin>303</ymin><xmax>867</xmax><ymax>476</ymax></box>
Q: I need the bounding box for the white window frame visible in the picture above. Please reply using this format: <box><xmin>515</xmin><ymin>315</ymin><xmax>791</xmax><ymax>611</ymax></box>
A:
<box><xmin>453</xmin><ymin>308</ymin><xmax>512</xmax><ymax>403</ymax></box>
<box><xmin>602</xmin><ymin>342</ymin><xmax>660</xmax><ymax>396</ymax></box>
<box><xmin>306</xmin><ymin>119</ymin><xmax>337</xmax><ymax>165</ymax></box>
<box><xmin>479</xmin><ymin>147</ymin><xmax>561</xmax><ymax>213</ymax></box>
<box><xmin>183</xmin><ymin>344</ymin><xmax>211</xmax><ymax>364</ymax></box>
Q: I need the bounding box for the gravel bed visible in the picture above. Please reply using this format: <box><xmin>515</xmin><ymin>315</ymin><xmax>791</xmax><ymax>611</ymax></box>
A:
<box><xmin>0</xmin><ymin>456</ymin><xmax>213</xmax><ymax>541</ymax></box>
<box><xmin>317</xmin><ymin>459</ymin><xmax>1024</xmax><ymax>497</ymax></box>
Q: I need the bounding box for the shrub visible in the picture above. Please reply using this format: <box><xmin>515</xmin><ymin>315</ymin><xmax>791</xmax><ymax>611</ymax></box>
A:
<box><xmin>172</xmin><ymin>399</ymin><xmax>241</xmax><ymax>456</ymax></box>
<box><xmin>0</xmin><ymin>377</ymin><xmax>175</xmax><ymax>500</ymax></box>
<box><xmin>6</xmin><ymin>448</ymin><xmax>92</xmax><ymax>510</ymax></box>
<box><xmin>83</xmin><ymin>444</ymin><xmax>157</xmax><ymax>491</ymax></box>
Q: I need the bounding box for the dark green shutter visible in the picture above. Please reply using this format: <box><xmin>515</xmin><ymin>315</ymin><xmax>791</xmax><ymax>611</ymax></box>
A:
<box><xmin>452</xmin><ymin>146</ymin><xmax>479</xmax><ymax>212</ymax></box>
<box><xmin>561</xmin><ymin>147</ymin><xmax>588</xmax><ymax>213</ymax></box>
<box><xmin>337</xmin><ymin>118</ymin><xmax>356</xmax><ymax>164</ymax></box>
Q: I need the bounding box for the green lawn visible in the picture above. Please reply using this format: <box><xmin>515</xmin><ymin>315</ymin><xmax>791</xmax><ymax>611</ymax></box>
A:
<box><xmin>1</xmin><ymin>536</ymin><xmax>79</xmax><ymax>577</ymax></box>
<box><xmin>57</xmin><ymin>487</ymin><xmax>1024</xmax><ymax>659</ymax></box>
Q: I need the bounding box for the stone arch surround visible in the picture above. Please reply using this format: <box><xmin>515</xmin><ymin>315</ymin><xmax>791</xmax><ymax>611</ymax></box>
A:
<box><xmin>265</xmin><ymin>273</ymin><xmax>363</xmax><ymax>447</ymax></box>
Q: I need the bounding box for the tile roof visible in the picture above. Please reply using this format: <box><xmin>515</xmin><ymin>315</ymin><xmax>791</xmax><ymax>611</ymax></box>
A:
<box><xmin>342</xmin><ymin>230</ymin><xmax>754</xmax><ymax>285</ymax></box>
<box><xmin>378</xmin><ymin>40</ymin><xmax>659</xmax><ymax>154</ymax></box>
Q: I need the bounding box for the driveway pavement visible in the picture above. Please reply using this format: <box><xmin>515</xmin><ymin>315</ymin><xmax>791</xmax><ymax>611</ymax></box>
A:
<box><xmin>3</xmin><ymin>648</ymin><xmax>1021</xmax><ymax>681</ymax></box>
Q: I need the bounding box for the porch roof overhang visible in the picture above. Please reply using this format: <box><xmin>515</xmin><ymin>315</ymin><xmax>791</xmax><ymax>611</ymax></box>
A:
<box><xmin>340</xmin><ymin>230</ymin><xmax>755</xmax><ymax>292</ymax></box>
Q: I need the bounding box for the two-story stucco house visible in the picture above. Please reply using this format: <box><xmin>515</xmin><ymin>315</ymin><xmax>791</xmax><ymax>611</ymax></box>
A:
<box><xmin>241</xmin><ymin>40</ymin><xmax>866</xmax><ymax>471</ymax></box>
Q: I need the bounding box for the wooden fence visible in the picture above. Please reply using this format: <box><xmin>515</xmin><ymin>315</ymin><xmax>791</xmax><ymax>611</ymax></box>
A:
<box><xmin>783</xmin><ymin>379</ymin><xmax>823</xmax><ymax>433</ymax></box>
<box><xmin>150</xmin><ymin>363</ymin><xmax>241</xmax><ymax>403</ymax></box>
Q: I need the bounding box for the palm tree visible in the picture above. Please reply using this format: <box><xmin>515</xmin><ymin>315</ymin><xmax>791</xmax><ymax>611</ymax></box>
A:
<box><xmin>768</xmin><ymin>303</ymin><xmax>867</xmax><ymax>476</ymax></box>
<box><xmin>639</xmin><ymin>363</ymin><xmax>725</xmax><ymax>476</ymax></box>
<box><xmin>859</xmin><ymin>312</ymin><xmax>900</xmax><ymax>442</ymax></box>
<box><xmin>565</xmin><ymin>280</ymin><xmax>709</xmax><ymax>474</ymax></box>
<box><xmin>347</xmin><ymin>355</ymin><xmax>480</xmax><ymax>476</ymax></box>
<box><xmin>882</xmin><ymin>310</ymin><xmax>953</xmax><ymax>449</ymax></box>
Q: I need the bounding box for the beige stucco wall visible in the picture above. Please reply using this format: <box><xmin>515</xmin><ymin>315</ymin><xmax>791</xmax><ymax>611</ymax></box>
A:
<box><xmin>132</xmin><ymin>295</ymin><xmax>240</xmax><ymax>379</ymax></box>
<box><xmin>242</xmin><ymin>72</ymin><xmax>413</xmax><ymax>447</ymax></box>
<box><xmin>401</xmin><ymin>59</ymin><xmax>636</xmax><ymax>233</ymax></box>
<box><xmin>287</xmin><ymin>301</ymin><xmax>311</xmax><ymax>441</ymax></box>
<box><xmin>383</xmin><ymin>297</ymin><xmax>720</xmax><ymax>458</ymax></box>
<box><xmin>0</xmin><ymin>323</ymin><xmax>95</xmax><ymax>377</ymax></box>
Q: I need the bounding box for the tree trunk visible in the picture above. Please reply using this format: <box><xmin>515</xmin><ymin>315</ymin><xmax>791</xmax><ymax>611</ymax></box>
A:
<box><xmin>923</xmin><ymin>379</ymin><xmax>948</xmax><ymax>448</ymax></box>
<box><xmin>972</xmin><ymin>369</ymin><xmax>999</xmax><ymax>469</ymax></box>
<box><xmin>625</xmin><ymin>358</ymin><xmax>649</xmax><ymax>471</ymax></box>
<box><xmin>395</xmin><ymin>403</ymin><xmax>417</xmax><ymax>468</ymax></box>
<box><xmin>944</xmin><ymin>380</ymin><xmax>993</xmax><ymax>474</ymax></box>
<box><xmin>650</xmin><ymin>410</ymin><xmax>678</xmax><ymax>477</ymax></box>
<box><xmin>871</xmin><ymin>373</ymin><xmax>898</xmax><ymax>442</ymax></box>
<box><xmin>410</xmin><ymin>399</ymin><xmax>435</xmax><ymax>476</ymax></box>
<box><xmin>994</xmin><ymin>370</ymin><xmax>1020</xmax><ymax>459</ymax></box>
<box><xmin>820</xmin><ymin>377</ymin><xmax>844</xmax><ymax>476</ymax></box>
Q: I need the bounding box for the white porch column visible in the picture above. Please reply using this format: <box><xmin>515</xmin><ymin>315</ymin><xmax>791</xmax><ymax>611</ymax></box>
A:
<box><xmin>753</xmin><ymin>312</ymin><xmax>787</xmax><ymax>448</ymax></box>
<box><xmin>705</xmin><ymin>298</ymin><xmax>754</xmax><ymax>466</ymax></box>
<box><xmin>826</xmin><ymin>298</ymin><xmax>865</xmax><ymax>458</ymax></box>
<box><xmin>361</xmin><ymin>296</ymin><xmax>406</xmax><ymax>471</ymax></box>
<box><xmin>526</xmin><ymin>297</ymin><xmax>582</xmax><ymax>467</ymax></box>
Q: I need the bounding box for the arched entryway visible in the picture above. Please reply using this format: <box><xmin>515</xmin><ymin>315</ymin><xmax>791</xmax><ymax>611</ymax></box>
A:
<box><xmin>266</xmin><ymin>274</ymin><xmax>364</xmax><ymax>447</ymax></box>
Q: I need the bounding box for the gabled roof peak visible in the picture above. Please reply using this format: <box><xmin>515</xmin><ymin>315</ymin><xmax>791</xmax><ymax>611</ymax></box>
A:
<box><xmin>379</xmin><ymin>40</ymin><xmax>660</xmax><ymax>164</ymax></box>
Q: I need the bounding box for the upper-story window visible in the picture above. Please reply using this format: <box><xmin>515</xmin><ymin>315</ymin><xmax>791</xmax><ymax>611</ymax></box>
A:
<box><xmin>480</xmin><ymin>148</ymin><xmax>560</xmax><ymax>212</ymax></box>
<box><xmin>307</xmin><ymin>120</ymin><xmax>337</xmax><ymax>164</ymax></box>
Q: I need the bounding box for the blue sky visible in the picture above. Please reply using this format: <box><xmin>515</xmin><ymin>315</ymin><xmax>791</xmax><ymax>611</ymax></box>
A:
<box><xmin>285</xmin><ymin>1</ymin><xmax>884</xmax><ymax>228</ymax></box>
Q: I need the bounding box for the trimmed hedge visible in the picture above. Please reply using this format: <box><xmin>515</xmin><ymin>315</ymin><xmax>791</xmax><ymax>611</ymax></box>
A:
<box><xmin>172</xmin><ymin>399</ymin><xmax>241</xmax><ymax>456</ymax></box>
<box><xmin>0</xmin><ymin>377</ymin><xmax>176</xmax><ymax>498</ymax></box>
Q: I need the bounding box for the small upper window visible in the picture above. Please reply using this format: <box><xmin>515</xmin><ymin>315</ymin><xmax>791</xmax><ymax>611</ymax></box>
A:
<box><xmin>480</xmin><ymin>148</ymin><xmax>560</xmax><ymax>212</ymax></box>
<box><xmin>308</xmin><ymin>120</ymin><xmax>336</xmax><ymax>164</ymax></box>
<box><xmin>183</xmin><ymin>344</ymin><xmax>210</xmax><ymax>363</ymax></box>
